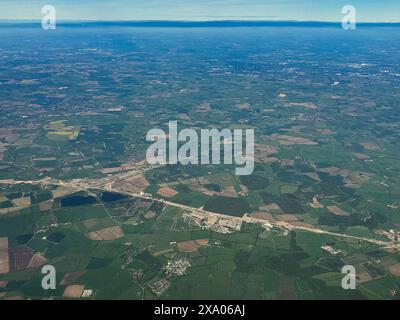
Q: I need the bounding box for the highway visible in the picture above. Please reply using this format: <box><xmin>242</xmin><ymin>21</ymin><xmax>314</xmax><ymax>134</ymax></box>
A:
<box><xmin>0</xmin><ymin>174</ymin><xmax>398</xmax><ymax>250</ymax></box>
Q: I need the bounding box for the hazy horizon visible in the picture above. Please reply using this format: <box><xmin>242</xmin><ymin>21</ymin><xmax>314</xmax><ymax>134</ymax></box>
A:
<box><xmin>1</xmin><ymin>0</ymin><xmax>399</xmax><ymax>23</ymax></box>
<box><xmin>0</xmin><ymin>19</ymin><xmax>399</xmax><ymax>25</ymax></box>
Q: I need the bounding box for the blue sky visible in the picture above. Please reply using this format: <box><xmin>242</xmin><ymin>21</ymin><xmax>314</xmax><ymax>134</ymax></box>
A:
<box><xmin>1</xmin><ymin>0</ymin><xmax>399</xmax><ymax>22</ymax></box>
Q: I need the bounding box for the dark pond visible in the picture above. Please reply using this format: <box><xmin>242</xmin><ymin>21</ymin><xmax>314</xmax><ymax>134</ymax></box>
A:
<box><xmin>15</xmin><ymin>233</ymin><xmax>33</xmax><ymax>244</ymax></box>
<box><xmin>60</xmin><ymin>195</ymin><xmax>97</xmax><ymax>207</ymax></box>
<box><xmin>101</xmin><ymin>192</ymin><xmax>127</xmax><ymax>202</ymax></box>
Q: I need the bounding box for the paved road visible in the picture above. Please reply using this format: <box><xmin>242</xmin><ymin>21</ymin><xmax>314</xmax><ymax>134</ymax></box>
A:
<box><xmin>1</xmin><ymin>176</ymin><xmax>398</xmax><ymax>249</ymax></box>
